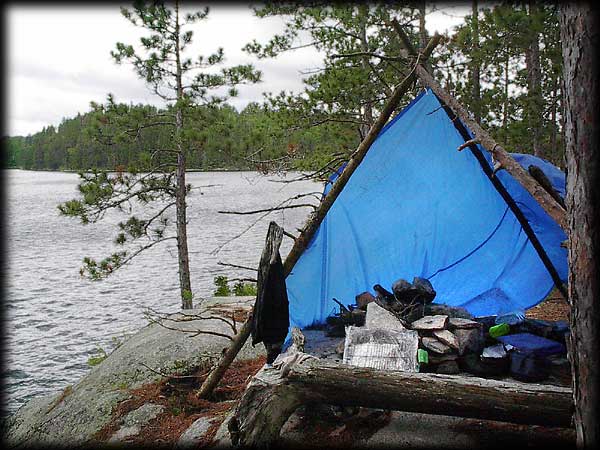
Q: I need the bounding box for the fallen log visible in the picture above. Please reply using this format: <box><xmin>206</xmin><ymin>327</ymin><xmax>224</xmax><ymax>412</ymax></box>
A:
<box><xmin>229</xmin><ymin>353</ymin><xmax>573</xmax><ymax>446</ymax></box>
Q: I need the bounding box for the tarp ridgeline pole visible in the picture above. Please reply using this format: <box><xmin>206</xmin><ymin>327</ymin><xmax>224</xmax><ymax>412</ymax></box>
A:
<box><xmin>390</xmin><ymin>19</ymin><xmax>567</xmax><ymax>232</ymax></box>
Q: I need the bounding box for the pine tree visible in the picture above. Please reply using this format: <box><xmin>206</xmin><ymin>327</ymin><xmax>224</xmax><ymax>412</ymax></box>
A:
<box><xmin>244</xmin><ymin>3</ymin><xmax>422</xmax><ymax>143</ymax></box>
<box><xmin>58</xmin><ymin>1</ymin><xmax>261</xmax><ymax>309</ymax></box>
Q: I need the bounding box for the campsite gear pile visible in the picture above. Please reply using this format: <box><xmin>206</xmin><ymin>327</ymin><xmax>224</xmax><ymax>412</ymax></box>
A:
<box><xmin>326</xmin><ymin>277</ymin><xmax>570</xmax><ymax>384</ymax></box>
<box><xmin>325</xmin><ymin>277</ymin><xmax>437</xmax><ymax>337</ymax></box>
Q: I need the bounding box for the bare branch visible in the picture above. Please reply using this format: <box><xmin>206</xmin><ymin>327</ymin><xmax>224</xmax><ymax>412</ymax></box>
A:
<box><xmin>218</xmin><ymin>203</ymin><xmax>317</xmax><ymax>215</ymax></box>
<box><xmin>282</xmin><ymin>229</ymin><xmax>298</xmax><ymax>241</ymax></box>
<box><xmin>457</xmin><ymin>138</ymin><xmax>480</xmax><ymax>152</ymax></box>
<box><xmin>217</xmin><ymin>262</ymin><xmax>258</xmax><ymax>272</ymax></box>
<box><xmin>331</xmin><ymin>51</ymin><xmax>405</xmax><ymax>62</ymax></box>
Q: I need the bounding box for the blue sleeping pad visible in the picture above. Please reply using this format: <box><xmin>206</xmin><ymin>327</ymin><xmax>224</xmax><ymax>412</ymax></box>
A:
<box><xmin>497</xmin><ymin>332</ymin><xmax>566</xmax><ymax>357</ymax></box>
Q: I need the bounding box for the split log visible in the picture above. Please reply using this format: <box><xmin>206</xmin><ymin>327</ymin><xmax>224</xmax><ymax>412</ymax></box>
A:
<box><xmin>282</xmin><ymin>33</ymin><xmax>443</xmax><ymax>277</ymax></box>
<box><xmin>229</xmin><ymin>354</ymin><xmax>573</xmax><ymax>446</ymax></box>
<box><xmin>389</xmin><ymin>19</ymin><xmax>566</xmax><ymax>231</ymax></box>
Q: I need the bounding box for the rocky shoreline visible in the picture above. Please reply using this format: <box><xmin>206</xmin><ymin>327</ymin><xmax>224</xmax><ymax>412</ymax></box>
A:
<box><xmin>3</xmin><ymin>296</ymin><xmax>260</xmax><ymax>448</ymax></box>
<box><xmin>3</xmin><ymin>295</ymin><xmax>576</xmax><ymax>449</ymax></box>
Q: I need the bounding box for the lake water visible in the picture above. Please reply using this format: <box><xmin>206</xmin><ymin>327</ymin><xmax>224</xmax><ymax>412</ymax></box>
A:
<box><xmin>3</xmin><ymin>169</ymin><xmax>319</xmax><ymax>416</ymax></box>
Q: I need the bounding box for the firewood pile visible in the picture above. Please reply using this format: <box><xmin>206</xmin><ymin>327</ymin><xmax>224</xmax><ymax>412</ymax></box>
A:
<box><xmin>411</xmin><ymin>314</ymin><xmax>483</xmax><ymax>375</ymax></box>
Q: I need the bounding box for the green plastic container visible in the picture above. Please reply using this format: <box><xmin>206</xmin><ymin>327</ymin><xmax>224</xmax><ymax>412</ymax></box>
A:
<box><xmin>489</xmin><ymin>323</ymin><xmax>510</xmax><ymax>338</ymax></box>
<box><xmin>418</xmin><ymin>348</ymin><xmax>429</xmax><ymax>364</ymax></box>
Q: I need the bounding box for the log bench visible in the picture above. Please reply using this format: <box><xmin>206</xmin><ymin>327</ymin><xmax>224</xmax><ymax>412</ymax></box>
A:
<box><xmin>228</xmin><ymin>351</ymin><xmax>573</xmax><ymax>447</ymax></box>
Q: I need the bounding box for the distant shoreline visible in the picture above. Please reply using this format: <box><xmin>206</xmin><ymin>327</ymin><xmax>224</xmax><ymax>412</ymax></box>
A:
<box><xmin>3</xmin><ymin>167</ymin><xmax>262</xmax><ymax>174</ymax></box>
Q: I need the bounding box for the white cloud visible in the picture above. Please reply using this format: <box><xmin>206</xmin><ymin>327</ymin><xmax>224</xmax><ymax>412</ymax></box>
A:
<box><xmin>6</xmin><ymin>4</ymin><xmax>319</xmax><ymax>136</ymax></box>
<box><xmin>6</xmin><ymin>4</ymin><xmax>463</xmax><ymax>137</ymax></box>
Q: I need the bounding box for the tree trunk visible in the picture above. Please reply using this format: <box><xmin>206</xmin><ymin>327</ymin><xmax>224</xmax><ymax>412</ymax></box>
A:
<box><xmin>471</xmin><ymin>0</ymin><xmax>481</xmax><ymax>124</ymax></box>
<box><xmin>419</xmin><ymin>2</ymin><xmax>432</xmax><ymax>73</ymax></box>
<box><xmin>174</xmin><ymin>0</ymin><xmax>193</xmax><ymax>309</ymax></box>
<box><xmin>229</xmin><ymin>354</ymin><xmax>573</xmax><ymax>446</ymax></box>
<box><xmin>358</xmin><ymin>5</ymin><xmax>375</xmax><ymax>139</ymax></box>
<box><xmin>526</xmin><ymin>1</ymin><xmax>544</xmax><ymax>158</ymax></box>
<box><xmin>560</xmin><ymin>4</ymin><xmax>600</xmax><ymax>447</ymax></box>
<box><xmin>550</xmin><ymin>81</ymin><xmax>558</xmax><ymax>163</ymax></box>
<box><xmin>503</xmin><ymin>51</ymin><xmax>509</xmax><ymax>134</ymax></box>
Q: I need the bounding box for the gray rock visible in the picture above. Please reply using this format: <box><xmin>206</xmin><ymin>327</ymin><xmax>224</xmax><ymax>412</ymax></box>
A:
<box><xmin>365</xmin><ymin>302</ymin><xmax>407</xmax><ymax>331</ymax></box>
<box><xmin>411</xmin><ymin>315</ymin><xmax>448</xmax><ymax>331</ymax></box>
<box><xmin>364</xmin><ymin>411</ymin><xmax>479</xmax><ymax>448</ymax></box>
<box><xmin>454</xmin><ymin>327</ymin><xmax>485</xmax><ymax>356</ymax></box>
<box><xmin>433</xmin><ymin>330</ymin><xmax>460</xmax><ymax>350</ymax></box>
<box><xmin>448</xmin><ymin>317</ymin><xmax>481</xmax><ymax>329</ymax></box>
<box><xmin>4</xmin><ymin>296</ymin><xmax>262</xmax><ymax>448</ymax></box>
<box><xmin>109</xmin><ymin>403</ymin><xmax>165</xmax><ymax>443</ymax></box>
<box><xmin>411</xmin><ymin>277</ymin><xmax>436</xmax><ymax>301</ymax></box>
<box><xmin>176</xmin><ymin>416</ymin><xmax>220</xmax><ymax>448</ymax></box>
<box><xmin>391</xmin><ymin>278</ymin><xmax>436</xmax><ymax>305</ymax></box>
<box><xmin>421</xmin><ymin>337</ymin><xmax>453</xmax><ymax>355</ymax></box>
<box><xmin>211</xmin><ymin>410</ymin><xmax>235</xmax><ymax>449</ymax></box>
<box><xmin>391</xmin><ymin>279</ymin><xmax>412</xmax><ymax>298</ymax></box>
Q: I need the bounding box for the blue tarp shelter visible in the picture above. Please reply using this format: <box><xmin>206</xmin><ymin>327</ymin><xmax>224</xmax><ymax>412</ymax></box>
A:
<box><xmin>286</xmin><ymin>89</ymin><xmax>567</xmax><ymax>331</ymax></box>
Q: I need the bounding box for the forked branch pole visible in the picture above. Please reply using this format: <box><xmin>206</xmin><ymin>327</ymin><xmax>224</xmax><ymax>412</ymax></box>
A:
<box><xmin>229</xmin><ymin>354</ymin><xmax>573</xmax><ymax>446</ymax></box>
<box><xmin>390</xmin><ymin>19</ymin><xmax>567</xmax><ymax>231</ymax></box>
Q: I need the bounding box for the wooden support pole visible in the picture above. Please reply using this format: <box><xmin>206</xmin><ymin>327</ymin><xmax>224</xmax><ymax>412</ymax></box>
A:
<box><xmin>208</xmin><ymin>37</ymin><xmax>443</xmax><ymax>387</ymax></box>
<box><xmin>282</xmin><ymin>33</ymin><xmax>443</xmax><ymax>277</ymax></box>
<box><xmin>196</xmin><ymin>312</ymin><xmax>253</xmax><ymax>399</ymax></box>
<box><xmin>390</xmin><ymin>19</ymin><xmax>567</xmax><ymax>231</ymax></box>
<box><xmin>229</xmin><ymin>354</ymin><xmax>573</xmax><ymax>446</ymax></box>
<box><xmin>415</xmin><ymin>65</ymin><xmax>567</xmax><ymax>230</ymax></box>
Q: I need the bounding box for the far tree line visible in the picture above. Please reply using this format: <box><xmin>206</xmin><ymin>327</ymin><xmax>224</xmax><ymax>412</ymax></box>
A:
<box><xmin>4</xmin><ymin>3</ymin><xmax>566</xmax><ymax>174</ymax></box>
<box><xmin>3</xmin><ymin>102</ymin><xmax>357</xmax><ymax>175</ymax></box>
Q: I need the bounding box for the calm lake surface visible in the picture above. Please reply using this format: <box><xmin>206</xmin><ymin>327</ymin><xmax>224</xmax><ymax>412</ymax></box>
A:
<box><xmin>4</xmin><ymin>169</ymin><xmax>319</xmax><ymax>416</ymax></box>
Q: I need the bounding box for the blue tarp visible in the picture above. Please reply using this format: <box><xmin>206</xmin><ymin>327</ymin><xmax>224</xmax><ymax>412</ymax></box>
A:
<box><xmin>285</xmin><ymin>89</ymin><xmax>568</xmax><ymax>330</ymax></box>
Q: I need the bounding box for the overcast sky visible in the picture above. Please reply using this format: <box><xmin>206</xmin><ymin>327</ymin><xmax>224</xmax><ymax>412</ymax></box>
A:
<box><xmin>6</xmin><ymin>3</ymin><xmax>470</xmax><ymax>137</ymax></box>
